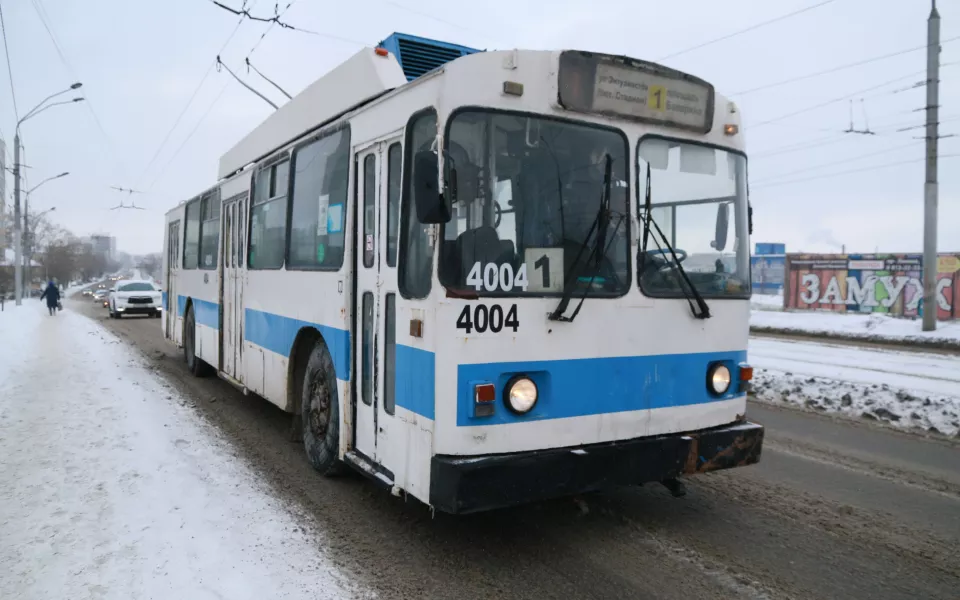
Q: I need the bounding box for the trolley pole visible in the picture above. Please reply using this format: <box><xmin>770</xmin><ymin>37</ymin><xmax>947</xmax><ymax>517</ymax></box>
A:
<box><xmin>922</xmin><ymin>0</ymin><xmax>940</xmax><ymax>332</ymax></box>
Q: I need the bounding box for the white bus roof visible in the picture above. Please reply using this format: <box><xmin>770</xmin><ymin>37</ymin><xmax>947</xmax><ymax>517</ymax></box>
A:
<box><xmin>217</xmin><ymin>48</ymin><xmax>408</xmax><ymax>180</ymax></box>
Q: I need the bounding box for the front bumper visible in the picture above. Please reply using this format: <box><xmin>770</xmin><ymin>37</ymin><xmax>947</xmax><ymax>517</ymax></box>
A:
<box><xmin>116</xmin><ymin>304</ymin><xmax>160</xmax><ymax>315</ymax></box>
<box><xmin>430</xmin><ymin>420</ymin><xmax>764</xmax><ymax>514</ymax></box>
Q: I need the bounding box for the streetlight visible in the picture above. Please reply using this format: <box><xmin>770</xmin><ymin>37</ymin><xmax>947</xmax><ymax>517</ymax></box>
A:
<box><xmin>23</xmin><ymin>172</ymin><xmax>68</xmax><ymax>288</ymax></box>
<box><xmin>12</xmin><ymin>82</ymin><xmax>82</xmax><ymax>305</ymax></box>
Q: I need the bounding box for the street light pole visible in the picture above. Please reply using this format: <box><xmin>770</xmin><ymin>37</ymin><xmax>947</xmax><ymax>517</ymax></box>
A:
<box><xmin>22</xmin><ymin>172</ymin><xmax>68</xmax><ymax>287</ymax></box>
<box><xmin>11</xmin><ymin>83</ymin><xmax>82</xmax><ymax>305</ymax></box>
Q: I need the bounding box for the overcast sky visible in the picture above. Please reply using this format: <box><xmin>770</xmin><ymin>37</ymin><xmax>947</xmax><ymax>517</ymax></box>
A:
<box><xmin>0</xmin><ymin>0</ymin><xmax>956</xmax><ymax>256</ymax></box>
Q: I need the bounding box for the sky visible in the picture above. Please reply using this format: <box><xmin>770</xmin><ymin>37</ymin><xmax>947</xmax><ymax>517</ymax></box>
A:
<box><xmin>0</xmin><ymin>0</ymin><xmax>957</xmax><ymax>256</ymax></box>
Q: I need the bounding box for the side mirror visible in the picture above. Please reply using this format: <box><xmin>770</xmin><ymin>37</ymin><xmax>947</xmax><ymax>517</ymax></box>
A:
<box><xmin>413</xmin><ymin>150</ymin><xmax>451</xmax><ymax>224</ymax></box>
<box><xmin>712</xmin><ymin>203</ymin><xmax>729</xmax><ymax>252</ymax></box>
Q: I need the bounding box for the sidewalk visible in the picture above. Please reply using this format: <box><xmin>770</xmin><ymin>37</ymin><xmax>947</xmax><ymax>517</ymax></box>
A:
<box><xmin>0</xmin><ymin>303</ymin><xmax>361</xmax><ymax>599</ymax></box>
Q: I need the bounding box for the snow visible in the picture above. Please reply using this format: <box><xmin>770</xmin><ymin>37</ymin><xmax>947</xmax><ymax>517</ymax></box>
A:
<box><xmin>0</xmin><ymin>305</ymin><xmax>365</xmax><ymax>599</ymax></box>
<box><xmin>751</xmin><ymin>309</ymin><xmax>960</xmax><ymax>346</ymax></box>
<box><xmin>750</xmin><ymin>291</ymin><xmax>784</xmax><ymax>311</ymax></box>
<box><xmin>749</xmin><ymin>337</ymin><xmax>960</xmax><ymax>437</ymax></box>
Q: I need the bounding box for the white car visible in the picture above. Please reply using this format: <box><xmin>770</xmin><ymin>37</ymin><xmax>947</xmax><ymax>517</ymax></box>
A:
<box><xmin>109</xmin><ymin>280</ymin><xmax>162</xmax><ymax>319</ymax></box>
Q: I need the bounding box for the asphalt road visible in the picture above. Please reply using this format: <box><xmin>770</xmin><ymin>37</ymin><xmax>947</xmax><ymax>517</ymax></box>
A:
<box><xmin>71</xmin><ymin>294</ymin><xmax>960</xmax><ymax>600</ymax></box>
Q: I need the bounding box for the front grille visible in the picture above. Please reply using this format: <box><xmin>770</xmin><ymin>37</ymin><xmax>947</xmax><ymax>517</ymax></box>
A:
<box><xmin>128</xmin><ymin>297</ymin><xmax>153</xmax><ymax>305</ymax></box>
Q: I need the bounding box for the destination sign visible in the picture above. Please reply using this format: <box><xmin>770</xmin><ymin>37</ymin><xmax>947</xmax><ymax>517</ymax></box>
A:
<box><xmin>558</xmin><ymin>51</ymin><xmax>715</xmax><ymax>134</ymax></box>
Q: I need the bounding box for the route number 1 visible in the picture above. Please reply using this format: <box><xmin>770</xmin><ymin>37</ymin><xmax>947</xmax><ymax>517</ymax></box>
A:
<box><xmin>524</xmin><ymin>248</ymin><xmax>564</xmax><ymax>292</ymax></box>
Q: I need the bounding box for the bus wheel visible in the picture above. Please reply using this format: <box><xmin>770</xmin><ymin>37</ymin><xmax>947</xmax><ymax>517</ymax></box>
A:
<box><xmin>302</xmin><ymin>341</ymin><xmax>345</xmax><ymax>476</ymax></box>
<box><xmin>184</xmin><ymin>306</ymin><xmax>212</xmax><ymax>378</ymax></box>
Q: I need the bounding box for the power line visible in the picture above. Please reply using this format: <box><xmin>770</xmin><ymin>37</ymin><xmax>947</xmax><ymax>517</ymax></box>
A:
<box><xmin>748</xmin><ymin>69</ymin><xmax>931</xmax><ymax>129</ymax></box>
<box><xmin>378</xmin><ymin>0</ymin><xmax>500</xmax><ymax>45</ymax></box>
<box><xmin>0</xmin><ymin>2</ymin><xmax>19</xmax><ymax>122</ymax></box>
<box><xmin>734</xmin><ymin>35</ymin><xmax>960</xmax><ymax>96</ymax></box>
<box><xmin>147</xmin><ymin>82</ymin><xmax>231</xmax><ymax>192</ymax></box>
<box><xmin>29</xmin><ymin>0</ymin><xmax>130</xmax><ymax>178</ymax></box>
<box><xmin>752</xmin><ymin>141</ymin><xmax>923</xmax><ymax>183</ymax></box>
<box><xmin>752</xmin><ymin>153</ymin><xmax>959</xmax><ymax>189</ymax></box>
<box><xmin>134</xmin><ymin>13</ymin><xmax>248</xmax><ymax>188</ymax></box>
<box><xmin>658</xmin><ymin>0</ymin><xmax>838</xmax><ymax>62</ymax></box>
<box><xmin>750</xmin><ymin>134</ymin><xmax>851</xmax><ymax>158</ymax></box>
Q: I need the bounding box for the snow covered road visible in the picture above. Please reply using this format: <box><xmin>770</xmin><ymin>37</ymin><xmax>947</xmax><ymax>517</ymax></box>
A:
<box><xmin>750</xmin><ymin>337</ymin><xmax>960</xmax><ymax>397</ymax></box>
<box><xmin>0</xmin><ymin>305</ymin><xmax>366</xmax><ymax>599</ymax></box>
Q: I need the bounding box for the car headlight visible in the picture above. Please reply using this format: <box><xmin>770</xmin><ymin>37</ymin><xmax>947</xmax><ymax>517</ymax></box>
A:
<box><xmin>504</xmin><ymin>376</ymin><xmax>538</xmax><ymax>414</ymax></box>
<box><xmin>707</xmin><ymin>364</ymin><xmax>732</xmax><ymax>395</ymax></box>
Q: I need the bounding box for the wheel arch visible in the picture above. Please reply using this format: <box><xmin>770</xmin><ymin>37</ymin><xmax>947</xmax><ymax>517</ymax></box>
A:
<box><xmin>287</xmin><ymin>326</ymin><xmax>335</xmax><ymax>415</ymax></box>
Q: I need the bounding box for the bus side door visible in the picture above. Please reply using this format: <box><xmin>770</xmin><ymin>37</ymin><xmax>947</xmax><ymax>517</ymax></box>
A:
<box><xmin>352</xmin><ymin>135</ymin><xmax>402</xmax><ymax>469</ymax></box>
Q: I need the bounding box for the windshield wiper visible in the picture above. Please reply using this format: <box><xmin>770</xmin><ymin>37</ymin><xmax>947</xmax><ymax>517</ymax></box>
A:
<box><xmin>640</xmin><ymin>168</ymin><xmax>711</xmax><ymax>320</ymax></box>
<box><xmin>549</xmin><ymin>154</ymin><xmax>621</xmax><ymax>322</ymax></box>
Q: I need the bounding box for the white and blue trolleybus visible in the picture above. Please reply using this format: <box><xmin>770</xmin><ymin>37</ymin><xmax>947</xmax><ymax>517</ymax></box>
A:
<box><xmin>162</xmin><ymin>33</ymin><xmax>764</xmax><ymax>513</ymax></box>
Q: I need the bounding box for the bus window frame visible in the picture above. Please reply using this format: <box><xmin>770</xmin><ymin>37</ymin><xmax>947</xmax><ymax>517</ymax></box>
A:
<box><xmin>439</xmin><ymin>105</ymin><xmax>633</xmax><ymax>300</ymax></box>
<box><xmin>182</xmin><ymin>196</ymin><xmax>202</xmax><ymax>270</ymax></box>
<box><xmin>634</xmin><ymin>133</ymin><xmax>751</xmax><ymax>301</ymax></box>
<box><xmin>247</xmin><ymin>152</ymin><xmax>292</xmax><ymax>271</ymax></box>
<box><xmin>398</xmin><ymin>106</ymin><xmax>439</xmax><ymax>300</ymax></box>
<box><xmin>284</xmin><ymin>122</ymin><xmax>352</xmax><ymax>272</ymax></box>
<box><xmin>198</xmin><ymin>189</ymin><xmax>221</xmax><ymax>271</ymax></box>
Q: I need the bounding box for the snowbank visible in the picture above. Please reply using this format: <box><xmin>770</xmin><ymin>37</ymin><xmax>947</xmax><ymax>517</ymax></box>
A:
<box><xmin>752</xmin><ymin>309</ymin><xmax>960</xmax><ymax>347</ymax></box>
<box><xmin>0</xmin><ymin>305</ymin><xmax>365</xmax><ymax>599</ymax></box>
<box><xmin>752</xmin><ymin>370</ymin><xmax>960</xmax><ymax>438</ymax></box>
<box><xmin>750</xmin><ymin>292</ymin><xmax>784</xmax><ymax>312</ymax></box>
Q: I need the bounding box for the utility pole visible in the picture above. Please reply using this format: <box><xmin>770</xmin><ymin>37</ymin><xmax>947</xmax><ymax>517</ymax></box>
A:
<box><xmin>12</xmin><ymin>132</ymin><xmax>22</xmax><ymax>305</ymax></box>
<box><xmin>922</xmin><ymin>0</ymin><xmax>940</xmax><ymax>331</ymax></box>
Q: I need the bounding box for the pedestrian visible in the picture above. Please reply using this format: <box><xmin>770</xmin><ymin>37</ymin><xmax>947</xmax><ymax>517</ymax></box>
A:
<box><xmin>39</xmin><ymin>280</ymin><xmax>61</xmax><ymax>316</ymax></box>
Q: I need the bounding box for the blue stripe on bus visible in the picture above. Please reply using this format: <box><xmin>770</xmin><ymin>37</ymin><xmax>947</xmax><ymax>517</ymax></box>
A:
<box><xmin>161</xmin><ymin>291</ymin><xmax>168</xmax><ymax>311</ymax></box>
<box><xmin>244</xmin><ymin>308</ymin><xmax>351</xmax><ymax>381</ymax></box>
<box><xmin>177</xmin><ymin>295</ymin><xmax>219</xmax><ymax>329</ymax></box>
<box><xmin>395</xmin><ymin>344</ymin><xmax>436</xmax><ymax>420</ymax></box>
<box><xmin>456</xmin><ymin>350</ymin><xmax>747</xmax><ymax>427</ymax></box>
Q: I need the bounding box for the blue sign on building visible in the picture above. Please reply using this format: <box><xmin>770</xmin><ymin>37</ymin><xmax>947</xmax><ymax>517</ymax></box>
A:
<box><xmin>751</xmin><ymin>242</ymin><xmax>786</xmax><ymax>294</ymax></box>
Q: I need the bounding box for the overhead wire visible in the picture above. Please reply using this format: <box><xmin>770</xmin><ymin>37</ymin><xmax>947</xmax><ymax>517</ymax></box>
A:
<box><xmin>0</xmin><ymin>1</ymin><xmax>19</xmax><ymax>123</ymax></box>
<box><xmin>752</xmin><ymin>141</ymin><xmax>924</xmax><ymax>183</ymax></box>
<box><xmin>733</xmin><ymin>35</ymin><xmax>960</xmax><ymax>96</ymax></box>
<box><xmin>134</xmin><ymin>8</ymin><xmax>249</xmax><ymax>189</ymax></box>
<box><xmin>29</xmin><ymin>0</ymin><xmax>130</xmax><ymax>178</ymax></box>
<box><xmin>657</xmin><ymin>0</ymin><xmax>838</xmax><ymax>62</ymax></box>
<box><xmin>752</xmin><ymin>154</ymin><xmax>960</xmax><ymax>189</ymax></box>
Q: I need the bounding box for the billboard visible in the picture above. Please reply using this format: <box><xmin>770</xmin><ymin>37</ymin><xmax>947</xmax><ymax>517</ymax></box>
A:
<box><xmin>784</xmin><ymin>253</ymin><xmax>960</xmax><ymax>321</ymax></box>
<box><xmin>751</xmin><ymin>255</ymin><xmax>785</xmax><ymax>294</ymax></box>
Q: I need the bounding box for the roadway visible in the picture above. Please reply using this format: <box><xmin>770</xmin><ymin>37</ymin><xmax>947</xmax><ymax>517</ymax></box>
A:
<box><xmin>71</xmin><ymin>292</ymin><xmax>960</xmax><ymax>600</ymax></box>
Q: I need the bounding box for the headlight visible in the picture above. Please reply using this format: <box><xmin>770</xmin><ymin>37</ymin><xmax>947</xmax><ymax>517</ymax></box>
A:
<box><xmin>707</xmin><ymin>364</ymin><xmax>732</xmax><ymax>395</ymax></box>
<box><xmin>504</xmin><ymin>376</ymin><xmax>538</xmax><ymax>414</ymax></box>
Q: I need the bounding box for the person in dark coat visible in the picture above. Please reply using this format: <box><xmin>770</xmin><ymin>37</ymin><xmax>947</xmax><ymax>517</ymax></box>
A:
<box><xmin>39</xmin><ymin>280</ymin><xmax>61</xmax><ymax>316</ymax></box>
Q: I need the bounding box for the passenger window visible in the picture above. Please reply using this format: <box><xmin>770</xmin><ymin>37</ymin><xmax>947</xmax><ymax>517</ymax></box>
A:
<box><xmin>249</xmin><ymin>159</ymin><xmax>289</xmax><ymax>269</ymax></box>
<box><xmin>183</xmin><ymin>198</ymin><xmax>201</xmax><ymax>269</ymax></box>
<box><xmin>361</xmin><ymin>292</ymin><xmax>373</xmax><ymax>406</ymax></box>
<box><xmin>288</xmin><ymin>128</ymin><xmax>350</xmax><ymax>269</ymax></box>
<box><xmin>386</xmin><ymin>143</ymin><xmax>401</xmax><ymax>268</ymax></box>
<box><xmin>198</xmin><ymin>191</ymin><xmax>220</xmax><ymax>270</ymax></box>
<box><xmin>384</xmin><ymin>293</ymin><xmax>396</xmax><ymax>416</ymax></box>
<box><xmin>363</xmin><ymin>154</ymin><xmax>376</xmax><ymax>269</ymax></box>
<box><xmin>398</xmin><ymin>109</ymin><xmax>438</xmax><ymax>299</ymax></box>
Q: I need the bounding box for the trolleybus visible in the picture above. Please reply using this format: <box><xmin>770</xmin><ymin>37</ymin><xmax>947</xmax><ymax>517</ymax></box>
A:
<box><xmin>162</xmin><ymin>33</ymin><xmax>763</xmax><ymax>513</ymax></box>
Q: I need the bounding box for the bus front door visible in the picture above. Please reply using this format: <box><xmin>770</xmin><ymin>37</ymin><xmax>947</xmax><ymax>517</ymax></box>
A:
<box><xmin>352</xmin><ymin>136</ymin><xmax>402</xmax><ymax>469</ymax></box>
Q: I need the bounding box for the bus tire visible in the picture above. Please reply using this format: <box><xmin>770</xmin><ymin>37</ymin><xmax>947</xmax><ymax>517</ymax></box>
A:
<box><xmin>301</xmin><ymin>341</ymin><xmax>346</xmax><ymax>477</ymax></box>
<box><xmin>184</xmin><ymin>306</ymin><xmax>212</xmax><ymax>378</ymax></box>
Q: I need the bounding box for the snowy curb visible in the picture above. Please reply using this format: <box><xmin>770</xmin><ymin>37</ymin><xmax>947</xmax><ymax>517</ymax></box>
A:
<box><xmin>751</xmin><ymin>369</ymin><xmax>960</xmax><ymax>438</ymax></box>
<box><xmin>750</xmin><ymin>325</ymin><xmax>960</xmax><ymax>352</ymax></box>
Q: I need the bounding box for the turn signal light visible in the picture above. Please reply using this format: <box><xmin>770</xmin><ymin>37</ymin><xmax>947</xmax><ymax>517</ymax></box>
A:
<box><xmin>474</xmin><ymin>383</ymin><xmax>496</xmax><ymax>417</ymax></box>
<box><xmin>739</xmin><ymin>365</ymin><xmax>754</xmax><ymax>381</ymax></box>
<box><xmin>724</xmin><ymin>124</ymin><xmax>739</xmax><ymax>136</ymax></box>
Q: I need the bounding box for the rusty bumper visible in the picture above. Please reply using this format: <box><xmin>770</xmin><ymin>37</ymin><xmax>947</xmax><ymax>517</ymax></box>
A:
<box><xmin>430</xmin><ymin>421</ymin><xmax>765</xmax><ymax>514</ymax></box>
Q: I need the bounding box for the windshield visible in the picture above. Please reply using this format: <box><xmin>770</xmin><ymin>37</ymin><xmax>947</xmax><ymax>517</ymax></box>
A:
<box><xmin>119</xmin><ymin>282</ymin><xmax>155</xmax><ymax>292</ymax></box>
<box><xmin>637</xmin><ymin>137</ymin><xmax>750</xmax><ymax>299</ymax></box>
<box><xmin>440</xmin><ymin>110</ymin><xmax>630</xmax><ymax>297</ymax></box>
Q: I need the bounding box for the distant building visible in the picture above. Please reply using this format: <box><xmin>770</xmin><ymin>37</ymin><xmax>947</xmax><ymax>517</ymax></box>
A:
<box><xmin>84</xmin><ymin>234</ymin><xmax>117</xmax><ymax>262</ymax></box>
